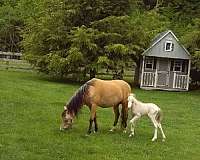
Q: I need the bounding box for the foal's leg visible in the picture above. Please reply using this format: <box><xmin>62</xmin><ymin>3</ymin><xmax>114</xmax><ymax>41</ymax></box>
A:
<box><xmin>87</xmin><ymin>105</ymin><xmax>97</xmax><ymax>134</ymax></box>
<box><xmin>157</xmin><ymin>123</ymin><xmax>166</xmax><ymax>141</ymax></box>
<box><xmin>149</xmin><ymin>114</ymin><xmax>158</xmax><ymax>141</ymax></box>
<box><xmin>110</xmin><ymin>105</ymin><xmax>120</xmax><ymax>132</ymax></box>
<box><xmin>129</xmin><ymin>114</ymin><xmax>141</xmax><ymax>137</ymax></box>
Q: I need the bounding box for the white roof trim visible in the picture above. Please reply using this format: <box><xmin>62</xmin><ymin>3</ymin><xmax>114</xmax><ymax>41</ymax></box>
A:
<box><xmin>143</xmin><ymin>30</ymin><xmax>190</xmax><ymax>57</ymax></box>
<box><xmin>181</xmin><ymin>45</ymin><xmax>191</xmax><ymax>57</ymax></box>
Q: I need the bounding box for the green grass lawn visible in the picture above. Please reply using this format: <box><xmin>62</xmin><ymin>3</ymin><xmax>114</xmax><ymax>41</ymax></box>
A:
<box><xmin>0</xmin><ymin>70</ymin><xmax>200</xmax><ymax>160</ymax></box>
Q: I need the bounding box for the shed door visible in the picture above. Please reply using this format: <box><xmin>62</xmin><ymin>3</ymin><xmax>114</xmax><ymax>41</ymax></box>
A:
<box><xmin>156</xmin><ymin>59</ymin><xmax>170</xmax><ymax>87</ymax></box>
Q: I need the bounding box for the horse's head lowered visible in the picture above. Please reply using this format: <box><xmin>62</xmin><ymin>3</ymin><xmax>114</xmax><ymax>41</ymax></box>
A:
<box><xmin>60</xmin><ymin>106</ymin><xmax>74</xmax><ymax>131</ymax></box>
<box><xmin>128</xmin><ymin>93</ymin><xmax>136</xmax><ymax>109</ymax></box>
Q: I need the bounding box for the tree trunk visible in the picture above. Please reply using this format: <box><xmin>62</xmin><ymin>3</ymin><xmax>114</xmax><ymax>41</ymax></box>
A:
<box><xmin>133</xmin><ymin>61</ymin><xmax>140</xmax><ymax>87</ymax></box>
<box><xmin>89</xmin><ymin>68</ymin><xmax>96</xmax><ymax>79</ymax></box>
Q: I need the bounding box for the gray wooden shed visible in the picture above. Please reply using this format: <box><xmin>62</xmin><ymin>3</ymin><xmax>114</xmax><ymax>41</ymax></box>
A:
<box><xmin>140</xmin><ymin>30</ymin><xmax>191</xmax><ymax>91</ymax></box>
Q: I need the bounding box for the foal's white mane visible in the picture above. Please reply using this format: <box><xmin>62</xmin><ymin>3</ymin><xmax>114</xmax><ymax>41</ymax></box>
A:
<box><xmin>129</xmin><ymin>93</ymin><xmax>155</xmax><ymax>107</ymax></box>
<box><xmin>128</xmin><ymin>93</ymin><xmax>142</xmax><ymax>107</ymax></box>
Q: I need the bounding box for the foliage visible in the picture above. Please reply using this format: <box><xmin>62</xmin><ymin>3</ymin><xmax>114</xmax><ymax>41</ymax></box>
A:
<box><xmin>182</xmin><ymin>18</ymin><xmax>200</xmax><ymax>69</ymax></box>
<box><xmin>179</xmin><ymin>18</ymin><xmax>200</xmax><ymax>86</ymax></box>
<box><xmin>93</xmin><ymin>15</ymin><xmax>142</xmax><ymax>79</ymax></box>
<box><xmin>1</xmin><ymin>0</ymin><xmax>200</xmax><ymax>84</ymax></box>
<box><xmin>0</xmin><ymin>4</ymin><xmax>23</xmax><ymax>52</ymax></box>
<box><xmin>21</xmin><ymin>0</ymin><xmax>134</xmax><ymax>79</ymax></box>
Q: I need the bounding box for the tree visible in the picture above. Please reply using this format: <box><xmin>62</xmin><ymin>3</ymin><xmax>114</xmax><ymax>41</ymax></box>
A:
<box><xmin>22</xmin><ymin>0</ymin><xmax>73</xmax><ymax>76</ymax></box>
<box><xmin>143</xmin><ymin>0</ymin><xmax>157</xmax><ymax>10</ymax></box>
<box><xmin>180</xmin><ymin>18</ymin><xmax>200</xmax><ymax>86</ymax></box>
<box><xmin>0</xmin><ymin>4</ymin><xmax>23</xmax><ymax>52</ymax></box>
<box><xmin>182</xmin><ymin>18</ymin><xmax>200</xmax><ymax>69</ymax></box>
<box><xmin>68</xmin><ymin>26</ymin><xmax>98</xmax><ymax>79</ymax></box>
<box><xmin>21</xmin><ymin>0</ymin><xmax>133</xmax><ymax>79</ymax></box>
<box><xmin>92</xmin><ymin>16</ymin><xmax>144</xmax><ymax>80</ymax></box>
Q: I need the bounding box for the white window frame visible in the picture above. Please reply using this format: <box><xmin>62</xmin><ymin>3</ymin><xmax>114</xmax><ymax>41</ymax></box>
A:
<box><xmin>173</xmin><ymin>60</ymin><xmax>182</xmax><ymax>72</ymax></box>
<box><xmin>145</xmin><ymin>58</ymin><xmax>154</xmax><ymax>70</ymax></box>
<box><xmin>165</xmin><ymin>41</ymin><xmax>173</xmax><ymax>52</ymax></box>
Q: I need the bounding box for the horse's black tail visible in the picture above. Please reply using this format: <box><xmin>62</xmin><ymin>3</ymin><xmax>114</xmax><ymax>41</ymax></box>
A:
<box><xmin>67</xmin><ymin>83</ymin><xmax>90</xmax><ymax>116</ymax></box>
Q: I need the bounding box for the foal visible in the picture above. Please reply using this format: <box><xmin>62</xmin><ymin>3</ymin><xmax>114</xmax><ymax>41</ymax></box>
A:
<box><xmin>128</xmin><ymin>94</ymin><xmax>166</xmax><ymax>141</ymax></box>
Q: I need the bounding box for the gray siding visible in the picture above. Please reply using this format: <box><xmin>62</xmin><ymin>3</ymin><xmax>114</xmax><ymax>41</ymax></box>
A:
<box><xmin>144</xmin><ymin>32</ymin><xmax>190</xmax><ymax>59</ymax></box>
<box><xmin>168</xmin><ymin>71</ymin><xmax>174</xmax><ymax>88</ymax></box>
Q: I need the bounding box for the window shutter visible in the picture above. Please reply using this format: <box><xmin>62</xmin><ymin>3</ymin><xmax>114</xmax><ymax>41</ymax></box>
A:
<box><xmin>172</xmin><ymin>43</ymin><xmax>174</xmax><ymax>51</ymax></box>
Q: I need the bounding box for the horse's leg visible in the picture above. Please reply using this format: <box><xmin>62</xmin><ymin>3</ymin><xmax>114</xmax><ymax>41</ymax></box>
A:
<box><xmin>129</xmin><ymin>114</ymin><xmax>141</xmax><ymax>137</ymax></box>
<box><xmin>87</xmin><ymin>104</ymin><xmax>97</xmax><ymax>134</ymax></box>
<box><xmin>149</xmin><ymin>114</ymin><xmax>158</xmax><ymax>141</ymax></box>
<box><xmin>110</xmin><ymin>105</ymin><xmax>120</xmax><ymax>132</ymax></box>
<box><xmin>121</xmin><ymin>101</ymin><xmax>128</xmax><ymax>133</ymax></box>
<box><xmin>94</xmin><ymin>113</ymin><xmax>98</xmax><ymax>132</ymax></box>
<box><xmin>157</xmin><ymin>123</ymin><xmax>166</xmax><ymax>141</ymax></box>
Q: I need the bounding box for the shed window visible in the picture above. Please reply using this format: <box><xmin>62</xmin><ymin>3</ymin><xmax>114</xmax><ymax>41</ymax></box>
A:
<box><xmin>145</xmin><ymin>58</ymin><xmax>155</xmax><ymax>70</ymax></box>
<box><xmin>165</xmin><ymin>41</ymin><xmax>174</xmax><ymax>52</ymax></box>
<box><xmin>173</xmin><ymin>60</ymin><xmax>182</xmax><ymax>72</ymax></box>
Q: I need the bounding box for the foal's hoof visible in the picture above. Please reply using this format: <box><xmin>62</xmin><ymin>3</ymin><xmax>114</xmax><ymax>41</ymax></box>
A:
<box><xmin>162</xmin><ymin>138</ymin><xmax>166</xmax><ymax>142</ymax></box>
<box><xmin>85</xmin><ymin>134</ymin><xmax>90</xmax><ymax>137</ymax></box>
<box><xmin>152</xmin><ymin>138</ymin><xmax>157</xmax><ymax>142</ymax></box>
<box><xmin>129</xmin><ymin>134</ymin><xmax>134</xmax><ymax>137</ymax></box>
<box><xmin>109</xmin><ymin>126</ymin><xmax>116</xmax><ymax>132</ymax></box>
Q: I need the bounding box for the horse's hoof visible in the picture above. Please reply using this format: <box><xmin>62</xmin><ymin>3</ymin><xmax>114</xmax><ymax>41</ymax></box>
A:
<box><xmin>123</xmin><ymin>130</ymin><xmax>127</xmax><ymax>134</ymax></box>
<box><xmin>152</xmin><ymin>138</ymin><xmax>157</xmax><ymax>142</ymax></box>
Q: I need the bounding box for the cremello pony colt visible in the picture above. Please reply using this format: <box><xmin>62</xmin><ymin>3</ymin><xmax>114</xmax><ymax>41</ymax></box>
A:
<box><xmin>128</xmin><ymin>94</ymin><xmax>166</xmax><ymax>141</ymax></box>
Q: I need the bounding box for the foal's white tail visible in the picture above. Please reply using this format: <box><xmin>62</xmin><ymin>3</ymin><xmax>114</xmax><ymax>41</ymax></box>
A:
<box><xmin>155</xmin><ymin>109</ymin><xmax>163</xmax><ymax>123</ymax></box>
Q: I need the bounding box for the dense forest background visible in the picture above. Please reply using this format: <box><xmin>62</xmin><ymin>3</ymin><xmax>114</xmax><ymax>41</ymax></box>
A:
<box><xmin>0</xmin><ymin>0</ymin><xmax>200</xmax><ymax>84</ymax></box>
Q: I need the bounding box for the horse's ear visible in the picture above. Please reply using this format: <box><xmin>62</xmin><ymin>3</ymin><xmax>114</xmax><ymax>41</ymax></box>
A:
<box><xmin>64</xmin><ymin>105</ymin><xmax>67</xmax><ymax>110</ymax></box>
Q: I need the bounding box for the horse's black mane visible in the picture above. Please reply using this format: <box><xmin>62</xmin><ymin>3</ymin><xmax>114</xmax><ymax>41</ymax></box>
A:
<box><xmin>67</xmin><ymin>82</ymin><xmax>91</xmax><ymax>116</ymax></box>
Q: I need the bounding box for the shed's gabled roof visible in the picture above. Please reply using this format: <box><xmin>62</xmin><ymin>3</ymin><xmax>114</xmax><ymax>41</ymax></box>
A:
<box><xmin>143</xmin><ymin>30</ymin><xmax>190</xmax><ymax>59</ymax></box>
<box><xmin>150</xmin><ymin>30</ymin><xmax>169</xmax><ymax>46</ymax></box>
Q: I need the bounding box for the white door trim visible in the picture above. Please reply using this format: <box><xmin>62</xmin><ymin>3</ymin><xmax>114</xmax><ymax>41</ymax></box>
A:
<box><xmin>156</xmin><ymin>58</ymin><xmax>170</xmax><ymax>87</ymax></box>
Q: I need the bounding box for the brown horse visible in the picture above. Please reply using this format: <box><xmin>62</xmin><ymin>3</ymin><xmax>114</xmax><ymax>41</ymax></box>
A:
<box><xmin>60</xmin><ymin>78</ymin><xmax>131</xmax><ymax>134</ymax></box>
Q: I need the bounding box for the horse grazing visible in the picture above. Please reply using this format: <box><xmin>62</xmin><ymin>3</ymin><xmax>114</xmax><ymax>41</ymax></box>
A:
<box><xmin>128</xmin><ymin>94</ymin><xmax>166</xmax><ymax>141</ymax></box>
<box><xmin>60</xmin><ymin>78</ymin><xmax>131</xmax><ymax>134</ymax></box>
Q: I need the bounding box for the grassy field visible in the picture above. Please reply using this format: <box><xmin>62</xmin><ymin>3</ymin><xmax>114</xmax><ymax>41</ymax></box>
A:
<box><xmin>0</xmin><ymin>60</ymin><xmax>32</xmax><ymax>71</ymax></box>
<box><xmin>0</xmin><ymin>70</ymin><xmax>200</xmax><ymax>160</ymax></box>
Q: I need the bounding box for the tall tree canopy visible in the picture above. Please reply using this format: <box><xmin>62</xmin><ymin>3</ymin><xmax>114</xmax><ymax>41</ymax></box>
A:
<box><xmin>21</xmin><ymin>0</ymin><xmax>134</xmax><ymax>79</ymax></box>
<box><xmin>1</xmin><ymin>0</ymin><xmax>200</xmax><ymax>84</ymax></box>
